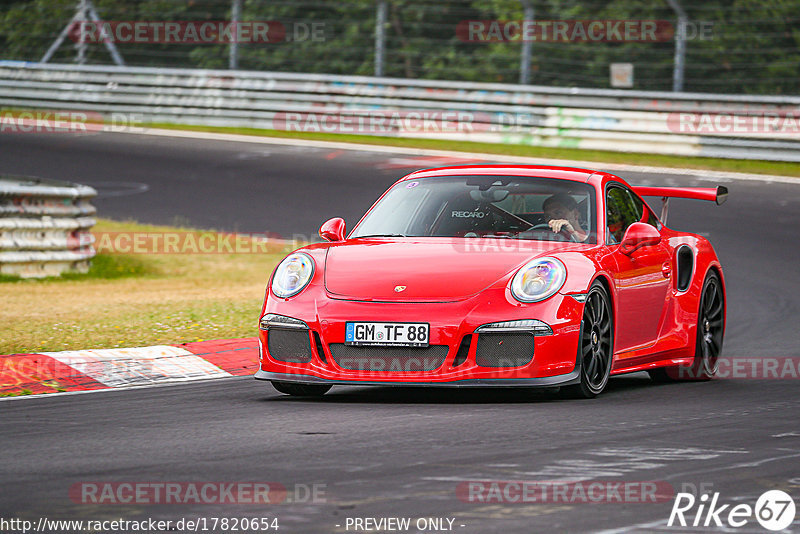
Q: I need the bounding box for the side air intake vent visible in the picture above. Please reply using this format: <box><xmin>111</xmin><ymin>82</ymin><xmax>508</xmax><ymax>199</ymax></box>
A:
<box><xmin>676</xmin><ymin>245</ymin><xmax>694</xmax><ymax>292</ymax></box>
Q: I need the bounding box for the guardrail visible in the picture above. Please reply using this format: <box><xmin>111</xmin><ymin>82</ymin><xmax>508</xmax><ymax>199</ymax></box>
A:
<box><xmin>0</xmin><ymin>175</ymin><xmax>96</xmax><ymax>278</ymax></box>
<box><xmin>1</xmin><ymin>61</ymin><xmax>799</xmax><ymax>161</ymax></box>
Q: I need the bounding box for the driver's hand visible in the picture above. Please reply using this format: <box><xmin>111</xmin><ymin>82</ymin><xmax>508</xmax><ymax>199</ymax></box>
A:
<box><xmin>548</xmin><ymin>219</ymin><xmax>574</xmax><ymax>234</ymax></box>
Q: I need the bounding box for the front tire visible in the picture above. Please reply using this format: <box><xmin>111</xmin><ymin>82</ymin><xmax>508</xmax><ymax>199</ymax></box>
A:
<box><xmin>565</xmin><ymin>281</ymin><xmax>614</xmax><ymax>398</ymax></box>
<box><xmin>271</xmin><ymin>381</ymin><xmax>332</xmax><ymax>397</ymax></box>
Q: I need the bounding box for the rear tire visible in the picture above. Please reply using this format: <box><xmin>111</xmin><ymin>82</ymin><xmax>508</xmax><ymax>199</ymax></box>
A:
<box><xmin>271</xmin><ymin>381</ymin><xmax>332</xmax><ymax>397</ymax></box>
<box><xmin>564</xmin><ymin>281</ymin><xmax>614</xmax><ymax>399</ymax></box>
<box><xmin>648</xmin><ymin>270</ymin><xmax>724</xmax><ymax>382</ymax></box>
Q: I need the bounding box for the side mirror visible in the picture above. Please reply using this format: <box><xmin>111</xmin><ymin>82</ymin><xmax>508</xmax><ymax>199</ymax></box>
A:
<box><xmin>620</xmin><ymin>222</ymin><xmax>661</xmax><ymax>255</ymax></box>
<box><xmin>319</xmin><ymin>217</ymin><xmax>346</xmax><ymax>242</ymax></box>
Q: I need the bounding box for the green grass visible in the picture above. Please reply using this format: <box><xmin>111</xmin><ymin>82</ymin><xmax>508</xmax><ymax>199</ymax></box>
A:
<box><xmin>61</xmin><ymin>253</ymin><xmax>156</xmax><ymax>280</ymax></box>
<box><xmin>0</xmin><ymin>254</ymin><xmax>157</xmax><ymax>283</ymax></box>
<box><xmin>0</xmin><ymin>218</ymin><xmax>292</xmax><ymax>354</ymax></box>
<box><xmin>146</xmin><ymin>122</ymin><xmax>800</xmax><ymax>178</ymax></box>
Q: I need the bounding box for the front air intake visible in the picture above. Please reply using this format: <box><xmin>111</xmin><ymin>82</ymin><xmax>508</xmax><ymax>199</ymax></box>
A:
<box><xmin>475</xmin><ymin>333</ymin><xmax>534</xmax><ymax>368</ymax></box>
<box><xmin>267</xmin><ymin>328</ymin><xmax>313</xmax><ymax>363</ymax></box>
<box><xmin>329</xmin><ymin>344</ymin><xmax>448</xmax><ymax>372</ymax></box>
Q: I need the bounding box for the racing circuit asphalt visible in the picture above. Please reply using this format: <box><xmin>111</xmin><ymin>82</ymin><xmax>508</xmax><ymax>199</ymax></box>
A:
<box><xmin>1</xmin><ymin>131</ymin><xmax>799</xmax><ymax>533</ymax></box>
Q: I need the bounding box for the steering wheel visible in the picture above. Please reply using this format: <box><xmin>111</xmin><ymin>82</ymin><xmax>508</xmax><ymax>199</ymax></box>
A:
<box><xmin>528</xmin><ymin>223</ymin><xmax>578</xmax><ymax>242</ymax></box>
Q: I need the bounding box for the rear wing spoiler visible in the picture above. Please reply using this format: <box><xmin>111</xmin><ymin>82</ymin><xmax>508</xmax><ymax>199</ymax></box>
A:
<box><xmin>633</xmin><ymin>185</ymin><xmax>728</xmax><ymax>225</ymax></box>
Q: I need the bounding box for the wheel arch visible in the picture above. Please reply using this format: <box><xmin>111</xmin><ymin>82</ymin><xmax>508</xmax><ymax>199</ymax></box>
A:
<box><xmin>590</xmin><ymin>273</ymin><xmax>616</xmax><ymax>344</ymax></box>
<box><xmin>700</xmin><ymin>262</ymin><xmax>726</xmax><ymax>326</ymax></box>
<box><xmin>591</xmin><ymin>274</ymin><xmax>614</xmax><ymax>313</ymax></box>
<box><xmin>686</xmin><ymin>233</ymin><xmax>726</xmax><ymax>320</ymax></box>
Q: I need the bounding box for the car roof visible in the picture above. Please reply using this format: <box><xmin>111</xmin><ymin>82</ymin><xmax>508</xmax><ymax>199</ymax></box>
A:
<box><xmin>403</xmin><ymin>164</ymin><xmax>609</xmax><ymax>184</ymax></box>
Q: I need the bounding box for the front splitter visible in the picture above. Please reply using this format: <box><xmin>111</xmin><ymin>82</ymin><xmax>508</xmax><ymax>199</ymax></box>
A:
<box><xmin>254</xmin><ymin>368</ymin><xmax>580</xmax><ymax>388</ymax></box>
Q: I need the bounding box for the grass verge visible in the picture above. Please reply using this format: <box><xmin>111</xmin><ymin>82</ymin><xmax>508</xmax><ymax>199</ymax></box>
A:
<box><xmin>147</xmin><ymin>123</ymin><xmax>800</xmax><ymax>178</ymax></box>
<box><xmin>0</xmin><ymin>219</ymin><xmax>290</xmax><ymax>355</ymax></box>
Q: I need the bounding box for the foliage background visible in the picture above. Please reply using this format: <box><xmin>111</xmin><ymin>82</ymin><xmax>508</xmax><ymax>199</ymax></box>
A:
<box><xmin>0</xmin><ymin>0</ymin><xmax>798</xmax><ymax>94</ymax></box>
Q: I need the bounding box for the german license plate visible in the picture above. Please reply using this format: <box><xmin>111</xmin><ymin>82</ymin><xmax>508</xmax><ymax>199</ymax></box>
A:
<box><xmin>345</xmin><ymin>322</ymin><xmax>429</xmax><ymax>347</ymax></box>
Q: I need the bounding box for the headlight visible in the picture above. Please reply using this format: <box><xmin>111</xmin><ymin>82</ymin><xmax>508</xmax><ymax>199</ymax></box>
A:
<box><xmin>271</xmin><ymin>252</ymin><xmax>315</xmax><ymax>298</ymax></box>
<box><xmin>510</xmin><ymin>257</ymin><xmax>566</xmax><ymax>303</ymax></box>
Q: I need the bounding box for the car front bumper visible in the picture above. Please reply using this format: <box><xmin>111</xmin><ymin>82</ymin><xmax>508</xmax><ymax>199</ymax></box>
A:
<box><xmin>256</xmin><ymin>288</ymin><xmax>584</xmax><ymax>387</ymax></box>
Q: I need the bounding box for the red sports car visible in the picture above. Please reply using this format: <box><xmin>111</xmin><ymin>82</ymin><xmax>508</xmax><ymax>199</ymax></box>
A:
<box><xmin>255</xmin><ymin>165</ymin><xmax>727</xmax><ymax>398</ymax></box>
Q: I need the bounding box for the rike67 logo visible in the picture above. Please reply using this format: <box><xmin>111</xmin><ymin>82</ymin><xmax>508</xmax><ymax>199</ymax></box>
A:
<box><xmin>668</xmin><ymin>490</ymin><xmax>795</xmax><ymax>531</ymax></box>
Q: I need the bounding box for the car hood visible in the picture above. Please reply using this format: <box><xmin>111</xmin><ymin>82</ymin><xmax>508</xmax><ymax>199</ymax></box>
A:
<box><xmin>323</xmin><ymin>237</ymin><xmax>589</xmax><ymax>302</ymax></box>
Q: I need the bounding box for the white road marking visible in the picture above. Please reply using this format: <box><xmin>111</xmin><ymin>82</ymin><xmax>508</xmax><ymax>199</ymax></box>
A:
<box><xmin>520</xmin><ymin>447</ymin><xmax>748</xmax><ymax>481</ymax></box>
<box><xmin>42</xmin><ymin>345</ymin><xmax>230</xmax><ymax>387</ymax></box>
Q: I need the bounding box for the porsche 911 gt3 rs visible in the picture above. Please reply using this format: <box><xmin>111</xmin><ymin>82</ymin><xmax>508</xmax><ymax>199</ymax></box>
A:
<box><xmin>255</xmin><ymin>165</ymin><xmax>727</xmax><ymax>398</ymax></box>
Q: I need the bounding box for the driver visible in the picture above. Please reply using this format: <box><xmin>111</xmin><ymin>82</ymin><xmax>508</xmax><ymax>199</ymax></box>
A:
<box><xmin>543</xmin><ymin>193</ymin><xmax>588</xmax><ymax>242</ymax></box>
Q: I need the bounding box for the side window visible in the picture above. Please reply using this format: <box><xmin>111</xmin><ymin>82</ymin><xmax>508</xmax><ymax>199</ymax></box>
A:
<box><xmin>606</xmin><ymin>186</ymin><xmax>639</xmax><ymax>244</ymax></box>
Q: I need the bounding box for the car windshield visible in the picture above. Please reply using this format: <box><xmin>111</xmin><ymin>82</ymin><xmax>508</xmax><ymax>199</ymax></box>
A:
<box><xmin>351</xmin><ymin>175</ymin><xmax>596</xmax><ymax>244</ymax></box>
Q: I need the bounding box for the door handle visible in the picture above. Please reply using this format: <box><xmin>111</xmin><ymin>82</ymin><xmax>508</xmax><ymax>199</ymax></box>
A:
<box><xmin>661</xmin><ymin>262</ymin><xmax>672</xmax><ymax>278</ymax></box>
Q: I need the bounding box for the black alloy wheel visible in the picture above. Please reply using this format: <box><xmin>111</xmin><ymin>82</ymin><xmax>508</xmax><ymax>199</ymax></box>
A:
<box><xmin>566</xmin><ymin>281</ymin><xmax>614</xmax><ymax>398</ymax></box>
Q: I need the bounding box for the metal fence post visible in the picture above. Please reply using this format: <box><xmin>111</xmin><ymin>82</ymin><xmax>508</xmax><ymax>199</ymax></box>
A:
<box><xmin>85</xmin><ymin>1</ymin><xmax>124</xmax><ymax>66</ymax></box>
<box><xmin>375</xmin><ymin>0</ymin><xmax>387</xmax><ymax>77</ymax></box>
<box><xmin>74</xmin><ymin>0</ymin><xmax>88</xmax><ymax>64</ymax></box>
<box><xmin>229</xmin><ymin>0</ymin><xmax>242</xmax><ymax>69</ymax></box>
<box><xmin>666</xmin><ymin>0</ymin><xmax>687</xmax><ymax>92</ymax></box>
<box><xmin>41</xmin><ymin>0</ymin><xmax>124</xmax><ymax>65</ymax></box>
<box><xmin>519</xmin><ymin>0</ymin><xmax>534</xmax><ymax>85</ymax></box>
